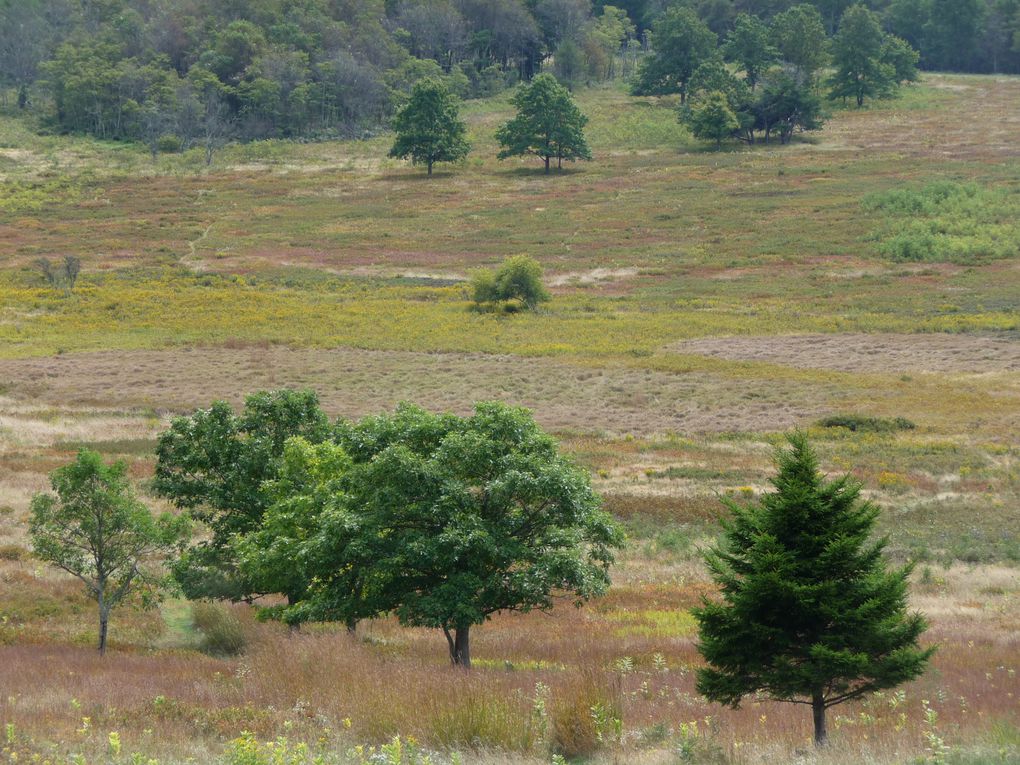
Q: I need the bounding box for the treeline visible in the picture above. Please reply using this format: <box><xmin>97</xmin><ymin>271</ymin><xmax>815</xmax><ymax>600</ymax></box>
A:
<box><xmin>0</xmin><ymin>0</ymin><xmax>638</xmax><ymax>142</ymax></box>
<box><xmin>614</xmin><ymin>0</ymin><xmax>1018</xmax><ymax>74</ymax></box>
<box><xmin>0</xmin><ymin>0</ymin><xmax>1014</xmax><ymax>145</ymax></box>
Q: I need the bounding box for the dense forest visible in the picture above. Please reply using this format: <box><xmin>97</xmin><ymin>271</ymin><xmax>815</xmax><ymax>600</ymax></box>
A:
<box><xmin>0</xmin><ymin>0</ymin><xmax>1015</xmax><ymax>144</ymax></box>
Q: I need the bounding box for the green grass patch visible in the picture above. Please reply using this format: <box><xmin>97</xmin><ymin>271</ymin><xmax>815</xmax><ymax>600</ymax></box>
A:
<box><xmin>864</xmin><ymin>181</ymin><xmax>1020</xmax><ymax>264</ymax></box>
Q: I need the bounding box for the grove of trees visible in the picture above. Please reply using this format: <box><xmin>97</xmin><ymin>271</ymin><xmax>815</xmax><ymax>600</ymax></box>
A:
<box><xmin>0</xmin><ymin>0</ymin><xmax>1006</xmax><ymax>150</ymax></box>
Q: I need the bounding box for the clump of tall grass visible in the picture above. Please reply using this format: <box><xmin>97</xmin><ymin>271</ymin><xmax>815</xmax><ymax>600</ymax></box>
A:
<box><xmin>192</xmin><ymin>601</ymin><xmax>248</xmax><ymax>656</ymax></box>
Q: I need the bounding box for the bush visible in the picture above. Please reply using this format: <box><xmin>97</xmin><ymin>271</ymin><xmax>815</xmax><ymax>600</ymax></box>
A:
<box><xmin>191</xmin><ymin>601</ymin><xmax>247</xmax><ymax>656</ymax></box>
<box><xmin>470</xmin><ymin>255</ymin><xmax>549</xmax><ymax>311</ymax></box>
<box><xmin>157</xmin><ymin>134</ymin><xmax>183</xmax><ymax>153</ymax></box>
<box><xmin>818</xmin><ymin>414</ymin><xmax>916</xmax><ymax>433</ymax></box>
<box><xmin>550</xmin><ymin>674</ymin><xmax>620</xmax><ymax>759</ymax></box>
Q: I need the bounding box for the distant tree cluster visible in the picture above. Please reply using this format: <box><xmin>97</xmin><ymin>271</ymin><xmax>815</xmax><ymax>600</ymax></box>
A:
<box><xmin>635</xmin><ymin>4</ymin><xmax>918</xmax><ymax>148</ymax></box>
<box><xmin>390</xmin><ymin>74</ymin><xmax>590</xmax><ymax>175</ymax></box>
<box><xmin>0</xmin><ymin>0</ymin><xmax>638</xmax><ymax>143</ymax></box>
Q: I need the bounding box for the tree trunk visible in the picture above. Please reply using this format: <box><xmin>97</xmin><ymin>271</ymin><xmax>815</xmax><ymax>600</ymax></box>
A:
<box><xmin>346</xmin><ymin>618</ymin><xmax>358</xmax><ymax>635</ymax></box>
<box><xmin>427</xmin><ymin>159</ymin><xmax>433</xmax><ymax>176</ymax></box>
<box><xmin>812</xmin><ymin>692</ymin><xmax>827</xmax><ymax>746</ymax></box>
<box><xmin>98</xmin><ymin>607</ymin><xmax>110</xmax><ymax>656</ymax></box>
<box><xmin>543</xmin><ymin>156</ymin><xmax>550</xmax><ymax>174</ymax></box>
<box><xmin>444</xmin><ymin>625</ymin><xmax>471</xmax><ymax>668</ymax></box>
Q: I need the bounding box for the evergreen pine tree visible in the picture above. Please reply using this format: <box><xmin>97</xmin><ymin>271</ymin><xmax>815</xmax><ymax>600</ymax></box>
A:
<box><xmin>694</xmin><ymin>433</ymin><xmax>934</xmax><ymax>746</ymax></box>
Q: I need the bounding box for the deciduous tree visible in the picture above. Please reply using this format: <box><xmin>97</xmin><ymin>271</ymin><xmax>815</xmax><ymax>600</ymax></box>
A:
<box><xmin>496</xmin><ymin>73</ymin><xmax>591</xmax><ymax>173</ymax></box>
<box><xmin>631</xmin><ymin>6</ymin><xmax>718</xmax><ymax>102</ymax></box>
<box><xmin>249</xmin><ymin>402</ymin><xmax>623</xmax><ymax>668</ymax></box>
<box><xmin>30</xmin><ymin>450</ymin><xmax>189</xmax><ymax>655</ymax></box>
<box><xmin>389</xmin><ymin>77</ymin><xmax>470</xmax><ymax>175</ymax></box>
<box><xmin>153</xmin><ymin>389</ymin><xmax>330</xmax><ymax>602</ymax></box>
<box><xmin>694</xmin><ymin>434</ymin><xmax>934</xmax><ymax>746</ymax></box>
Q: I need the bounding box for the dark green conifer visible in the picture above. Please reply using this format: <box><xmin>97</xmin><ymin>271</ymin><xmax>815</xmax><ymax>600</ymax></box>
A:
<box><xmin>694</xmin><ymin>433</ymin><xmax>934</xmax><ymax>745</ymax></box>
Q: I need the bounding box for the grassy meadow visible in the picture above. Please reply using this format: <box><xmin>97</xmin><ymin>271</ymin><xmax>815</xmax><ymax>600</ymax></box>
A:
<box><xmin>0</xmin><ymin>74</ymin><xmax>1019</xmax><ymax>764</ymax></box>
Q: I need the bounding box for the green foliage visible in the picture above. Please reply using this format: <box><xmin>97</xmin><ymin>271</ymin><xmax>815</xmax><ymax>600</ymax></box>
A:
<box><xmin>388</xmin><ymin>78</ymin><xmax>470</xmax><ymax>176</ymax></box>
<box><xmin>694</xmin><ymin>434</ymin><xmax>934</xmax><ymax>744</ymax></box>
<box><xmin>818</xmin><ymin>414</ymin><xmax>916</xmax><ymax>433</ymax></box>
<box><xmin>683</xmin><ymin>91</ymin><xmax>739</xmax><ymax>147</ymax></box>
<box><xmin>828</xmin><ymin>5</ymin><xmax>917</xmax><ymax>107</ymax></box>
<box><xmin>250</xmin><ymin>401</ymin><xmax>623</xmax><ymax>667</ymax></box>
<box><xmin>631</xmin><ymin>7</ymin><xmax>718</xmax><ymax>102</ymax></box>
<box><xmin>496</xmin><ymin>73</ymin><xmax>592</xmax><ymax>173</ymax></box>
<box><xmin>723</xmin><ymin>14</ymin><xmax>777</xmax><ymax>89</ymax></box>
<box><xmin>770</xmin><ymin>4</ymin><xmax>829</xmax><ymax>82</ymax></box>
<box><xmin>153</xmin><ymin>389</ymin><xmax>330</xmax><ymax>602</ymax></box>
<box><xmin>29</xmin><ymin>449</ymin><xmax>189</xmax><ymax>654</ymax></box>
<box><xmin>191</xmin><ymin>601</ymin><xmax>247</xmax><ymax>656</ymax></box>
<box><xmin>471</xmin><ymin>255</ymin><xmax>550</xmax><ymax>311</ymax></box>
<box><xmin>864</xmin><ymin>182</ymin><xmax>1020</xmax><ymax>264</ymax></box>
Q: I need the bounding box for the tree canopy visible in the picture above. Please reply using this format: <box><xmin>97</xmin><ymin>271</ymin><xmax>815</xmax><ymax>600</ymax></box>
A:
<box><xmin>694</xmin><ymin>434</ymin><xmax>934</xmax><ymax>745</ymax></box>
<box><xmin>239</xmin><ymin>402</ymin><xmax>624</xmax><ymax>668</ymax></box>
<box><xmin>496</xmin><ymin>73</ymin><xmax>591</xmax><ymax>173</ymax></box>
<box><xmin>153</xmin><ymin>389</ymin><xmax>330</xmax><ymax>602</ymax></box>
<box><xmin>631</xmin><ymin>7</ymin><xmax>718</xmax><ymax>102</ymax></box>
<box><xmin>388</xmin><ymin>77</ymin><xmax>470</xmax><ymax>175</ymax></box>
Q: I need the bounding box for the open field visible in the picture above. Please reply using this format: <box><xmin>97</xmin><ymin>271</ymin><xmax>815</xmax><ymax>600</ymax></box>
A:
<box><xmin>1</xmin><ymin>74</ymin><xmax>1019</xmax><ymax>764</ymax></box>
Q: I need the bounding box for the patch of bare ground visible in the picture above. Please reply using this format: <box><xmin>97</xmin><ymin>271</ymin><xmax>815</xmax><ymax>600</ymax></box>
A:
<box><xmin>822</xmin><ymin>74</ymin><xmax>1020</xmax><ymax>161</ymax></box>
<box><xmin>674</xmin><ymin>332</ymin><xmax>1020</xmax><ymax>373</ymax></box>
<box><xmin>0</xmin><ymin>347</ymin><xmax>829</xmax><ymax>435</ymax></box>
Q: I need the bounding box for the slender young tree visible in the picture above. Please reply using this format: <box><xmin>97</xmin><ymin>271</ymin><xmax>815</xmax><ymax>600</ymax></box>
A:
<box><xmin>694</xmin><ymin>434</ymin><xmax>934</xmax><ymax>745</ymax></box>
<box><xmin>496</xmin><ymin>73</ymin><xmax>591</xmax><ymax>173</ymax></box>
<box><xmin>388</xmin><ymin>78</ymin><xmax>470</xmax><ymax>176</ymax></box>
<box><xmin>30</xmin><ymin>450</ymin><xmax>189</xmax><ymax>655</ymax></box>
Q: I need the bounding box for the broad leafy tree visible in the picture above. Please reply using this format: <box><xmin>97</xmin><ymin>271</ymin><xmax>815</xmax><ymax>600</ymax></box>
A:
<box><xmin>496</xmin><ymin>73</ymin><xmax>591</xmax><ymax>173</ymax></box>
<box><xmin>723</xmin><ymin>13</ymin><xmax>777</xmax><ymax>89</ymax></box>
<box><xmin>631</xmin><ymin>7</ymin><xmax>718</xmax><ymax>102</ymax></box>
<box><xmin>754</xmin><ymin>71</ymin><xmax>825</xmax><ymax>144</ymax></box>
<box><xmin>770</xmin><ymin>4</ymin><xmax>829</xmax><ymax>82</ymax></box>
<box><xmin>694</xmin><ymin>434</ymin><xmax>934</xmax><ymax>745</ymax></box>
<box><xmin>30</xmin><ymin>450</ymin><xmax>189</xmax><ymax>655</ymax></box>
<box><xmin>388</xmin><ymin>77</ymin><xmax>470</xmax><ymax>176</ymax></box>
<box><xmin>153</xmin><ymin>389</ymin><xmax>330</xmax><ymax>602</ymax></box>
<box><xmin>828</xmin><ymin>4</ymin><xmax>901</xmax><ymax>107</ymax></box>
<box><xmin>247</xmin><ymin>402</ymin><xmax>623</xmax><ymax>668</ymax></box>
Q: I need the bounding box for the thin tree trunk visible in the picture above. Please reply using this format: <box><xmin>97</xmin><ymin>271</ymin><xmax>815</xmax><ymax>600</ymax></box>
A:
<box><xmin>812</xmin><ymin>692</ymin><xmax>827</xmax><ymax>746</ymax></box>
<box><xmin>427</xmin><ymin>159</ymin><xmax>433</xmax><ymax>176</ymax></box>
<box><xmin>98</xmin><ymin>607</ymin><xmax>109</xmax><ymax>656</ymax></box>
<box><xmin>544</xmin><ymin>156</ymin><xmax>550</xmax><ymax>174</ymax></box>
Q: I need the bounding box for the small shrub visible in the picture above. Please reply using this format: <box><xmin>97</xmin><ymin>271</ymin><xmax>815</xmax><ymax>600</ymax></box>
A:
<box><xmin>470</xmin><ymin>255</ymin><xmax>549</xmax><ymax>311</ymax></box>
<box><xmin>191</xmin><ymin>601</ymin><xmax>247</xmax><ymax>656</ymax></box>
<box><xmin>157</xmin><ymin>134</ymin><xmax>183</xmax><ymax>153</ymax></box>
<box><xmin>818</xmin><ymin>414</ymin><xmax>916</xmax><ymax>433</ymax></box>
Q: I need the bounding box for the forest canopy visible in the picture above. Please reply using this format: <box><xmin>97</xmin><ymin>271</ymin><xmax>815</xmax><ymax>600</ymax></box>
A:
<box><xmin>0</xmin><ymin>0</ymin><xmax>1013</xmax><ymax>143</ymax></box>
